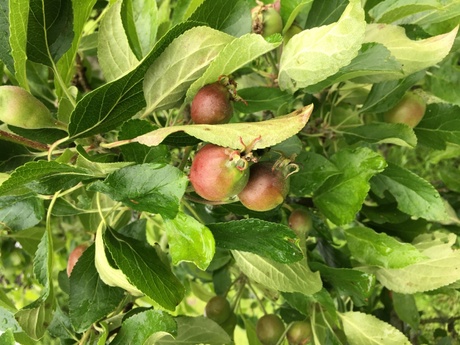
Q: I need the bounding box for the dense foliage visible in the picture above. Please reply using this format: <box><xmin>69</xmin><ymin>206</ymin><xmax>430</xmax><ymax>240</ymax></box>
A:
<box><xmin>0</xmin><ymin>0</ymin><xmax>460</xmax><ymax>344</ymax></box>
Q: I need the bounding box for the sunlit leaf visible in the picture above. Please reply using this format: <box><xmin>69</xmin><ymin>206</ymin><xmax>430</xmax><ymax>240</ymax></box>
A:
<box><xmin>341</xmin><ymin>311</ymin><xmax>411</xmax><ymax>345</ymax></box>
<box><xmin>363</xmin><ymin>24</ymin><xmax>458</xmax><ymax>76</ymax></box>
<box><xmin>132</xmin><ymin>104</ymin><xmax>313</xmax><ymax>151</ymax></box>
<box><xmin>232</xmin><ymin>250</ymin><xmax>322</xmax><ymax>295</ymax></box>
<box><xmin>143</xmin><ymin>26</ymin><xmax>234</xmax><ymax>112</ymax></box>
<box><xmin>279</xmin><ymin>0</ymin><xmax>366</xmax><ymax>92</ymax></box>
<box><xmin>164</xmin><ymin>212</ymin><xmax>215</xmax><ymax>270</ymax></box>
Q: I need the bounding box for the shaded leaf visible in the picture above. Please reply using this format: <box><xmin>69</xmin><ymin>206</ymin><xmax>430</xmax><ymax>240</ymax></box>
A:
<box><xmin>189</xmin><ymin>0</ymin><xmax>251</xmax><ymax>37</ymax></box>
<box><xmin>313</xmin><ymin>148</ymin><xmax>387</xmax><ymax>225</ymax></box>
<box><xmin>290</xmin><ymin>151</ymin><xmax>341</xmax><ymax>196</ymax></box>
<box><xmin>26</xmin><ymin>0</ymin><xmax>74</xmax><ymax>66</ymax></box>
<box><xmin>208</xmin><ymin>218</ymin><xmax>303</xmax><ymax>264</ymax></box>
<box><xmin>360</xmin><ymin>71</ymin><xmax>425</xmax><ymax>114</ymax></box>
<box><xmin>343</xmin><ymin>123</ymin><xmax>417</xmax><ymax>148</ymax></box>
<box><xmin>0</xmin><ymin>194</ymin><xmax>44</xmax><ymax>231</ymax></box>
<box><xmin>104</xmin><ymin>228</ymin><xmax>185</xmax><ymax>310</ymax></box>
<box><xmin>88</xmin><ymin>163</ymin><xmax>188</xmax><ymax>219</ymax></box>
<box><xmin>233</xmin><ymin>87</ymin><xmax>292</xmax><ymax>113</ymax></box>
<box><xmin>414</xmin><ymin>103</ymin><xmax>460</xmax><ymax>150</ymax></box>
<box><xmin>0</xmin><ymin>161</ymin><xmax>94</xmax><ymax>197</ymax></box>
<box><xmin>69</xmin><ymin>244</ymin><xmax>125</xmax><ymax>332</ymax></box>
<box><xmin>370</xmin><ymin>163</ymin><xmax>447</xmax><ymax>221</ymax></box>
<box><xmin>310</xmin><ymin>263</ymin><xmax>375</xmax><ymax>307</ymax></box>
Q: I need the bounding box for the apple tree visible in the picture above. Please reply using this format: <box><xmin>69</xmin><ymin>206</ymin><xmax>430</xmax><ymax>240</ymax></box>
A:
<box><xmin>0</xmin><ymin>0</ymin><xmax>460</xmax><ymax>344</ymax></box>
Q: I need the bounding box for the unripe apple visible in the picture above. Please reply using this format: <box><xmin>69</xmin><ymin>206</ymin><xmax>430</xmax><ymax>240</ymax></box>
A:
<box><xmin>252</xmin><ymin>3</ymin><xmax>283</xmax><ymax>38</ymax></box>
<box><xmin>0</xmin><ymin>85</ymin><xmax>60</xmax><ymax>129</ymax></box>
<box><xmin>67</xmin><ymin>244</ymin><xmax>88</xmax><ymax>277</ymax></box>
<box><xmin>383</xmin><ymin>91</ymin><xmax>426</xmax><ymax>128</ymax></box>
<box><xmin>238</xmin><ymin>162</ymin><xmax>289</xmax><ymax>212</ymax></box>
<box><xmin>288</xmin><ymin>208</ymin><xmax>313</xmax><ymax>237</ymax></box>
<box><xmin>191</xmin><ymin>82</ymin><xmax>233</xmax><ymax>124</ymax></box>
<box><xmin>189</xmin><ymin>144</ymin><xmax>249</xmax><ymax>201</ymax></box>
<box><xmin>204</xmin><ymin>295</ymin><xmax>232</xmax><ymax>324</ymax></box>
<box><xmin>286</xmin><ymin>321</ymin><xmax>312</xmax><ymax>345</ymax></box>
<box><xmin>256</xmin><ymin>314</ymin><xmax>285</xmax><ymax>345</ymax></box>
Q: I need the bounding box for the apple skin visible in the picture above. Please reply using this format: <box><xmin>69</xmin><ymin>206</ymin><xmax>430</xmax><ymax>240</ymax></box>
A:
<box><xmin>204</xmin><ymin>295</ymin><xmax>232</xmax><ymax>325</ymax></box>
<box><xmin>288</xmin><ymin>208</ymin><xmax>313</xmax><ymax>237</ymax></box>
<box><xmin>383</xmin><ymin>92</ymin><xmax>426</xmax><ymax>128</ymax></box>
<box><xmin>67</xmin><ymin>244</ymin><xmax>88</xmax><ymax>277</ymax></box>
<box><xmin>238</xmin><ymin>162</ymin><xmax>289</xmax><ymax>212</ymax></box>
<box><xmin>189</xmin><ymin>144</ymin><xmax>249</xmax><ymax>201</ymax></box>
<box><xmin>191</xmin><ymin>82</ymin><xmax>233</xmax><ymax>124</ymax></box>
<box><xmin>286</xmin><ymin>321</ymin><xmax>312</xmax><ymax>345</ymax></box>
<box><xmin>256</xmin><ymin>314</ymin><xmax>286</xmax><ymax>345</ymax></box>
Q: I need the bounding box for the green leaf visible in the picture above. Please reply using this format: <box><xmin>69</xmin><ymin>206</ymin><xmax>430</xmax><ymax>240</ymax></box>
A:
<box><xmin>98</xmin><ymin>1</ymin><xmax>139</xmax><ymax>82</ymax></box>
<box><xmin>306</xmin><ymin>43</ymin><xmax>404</xmax><ymax>91</ymax></box>
<box><xmin>369</xmin><ymin>0</ymin><xmax>440</xmax><ymax>24</ymax></box>
<box><xmin>164</xmin><ymin>212</ymin><xmax>215</xmax><ymax>270</ymax></box>
<box><xmin>0</xmin><ymin>307</ymin><xmax>22</xmax><ymax>332</ymax></box>
<box><xmin>414</xmin><ymin>103</ymin><xmax>460</xmax><ymax>150</ymax></box>
<box><xmin>68</xmin><ymin>21</ymin><xmax>199</xmax><ymax>139</ymax></box>
<box><xmin>233</xmin><ymin>87</ymin><xmax>292</xmax><ymax>113</ymax></box>
<box><xmin>341</xmin><ymin>311</ymin><xmax>411</xmax><ymax>345</ymax></box>
<box><xmin>0</xmin><ymin>161</ymin><xmax>94</xmax><ymax>197</ymax></box>
<box><xmin>208</xmin><ymin>219</ymin><xmax>303</xmax><ymax>264</ymax></box>
<box><xmin>367</xmin><ymin>241</ymin><xmax>460</xmax><ymax>293</ymax></box>
<box><xmin>9</xmin><ymin>0</ymin><xmax>30</xmax><ymax>89</ymax></box>
<box><xmin>87</xmin><ymin>163</ymin><xmax>187</xmax><ymax>219</ymax></box>
<box><xmin>370</xmin><ymin>163</ymin><xmax>447</xmax><ymax>221</ymax></box>
<box><xmin>26</xmin><ymin>0</ymin><xmax>74</xmax><ymax>66</ymax></box>
<box><xmin>104</xmin><ymin>228</ymin><xmax>185</xmax><ymax>310</ymax></box>
<box><xmin>110</xmin><ymin>309</ymin><xmax>177</xmax><ymax>345</ymax></box>
<box><xmin>0</xmin><ymin>1</ymin><xmax>14</xmax><ymax>74</ymax></box>
<box><xmin>156</xmin><ymin>316</ymin><xmax>232</xmax><ymax>345</ymax></box>
<box><xmin>75</xmin><ymin>146</ymin><xmax>134</xmax><ymax>177</ymax></box>
<box><xmin>133</xmin><ymin>105</ymin><xmax>313</xmax><ymax>151</ymax></box>
<box><xmin>7</xmin><ymin>227</ymin><xmax>45</xmax><ymax>256</ymax></box>
<box><xmin>313</xmin><ymin>147</ymin><xmax>387</xmax><ymax>225</ymax></box>
<box><xmin>55</xmin><ymin>0</ymin><xmax>98</xmax><ymax>96</ymax></box>
<box><xmin>185</xmin><ymin>33</ymin><xmax>282</xmax><ymax>103</ymax></box>
<box><xmin>343</xmin><ymin>123</ymin><xmax>417</xmax><ymax>148</ymax></box>
<box><xmin>360</xmin><ymin>71</ymin><xmax>425</xmax><ymax>114</ymax></box>
<box><xmin>0</xmin><ymin>329</ymin><xmax>15</xmax><ymax>344</ymax></box>
<box><xmin>345</xmin><ymin>226</ymin><xmax>427</xmax><ymax>269</ymax></box>
<box><xmin>0</xmin><ymin>194</ymin><xmax>44</xmax><ymax>231</ymax></box>
<box><xmin>69</xmin><ymin>244</ymin><xmax>125</xmax><ymax>332</ymax></box>
<box><xmin>232</xmin><ymin>250</ymin><xmax>322</xmax><ymax>295</ymax></box>
<box><xmin>143</xmin><ymin>26</ymin><xmax>234</xmax><ymax>113</ymax></box>
<box><xmin>310</xmin><ymin>263</ymin><xmax>375</xmax><ymax>307</ymax></box>
<box><xmin>363</xmin><ymin>24</ymin><xmax>458</xmax><ymax>76</ymax></box>
<box><xmin>280</xmin><ymin>0</ymin><xmax>314</xmax><ymax>33</ymax></box>
<box><xmin>290</xmin><ymin>151</ymin><xmax>341</xmax><ymax>196</ymax></box>
<box><xmin>118</xmin><ymin>119</ymin><xmax>170</xmax><ymax>164</ymax></box>
<box><xmin>304</xmin><ymin>0</ymin><xmax>348</xmax><ymax>28</ymax></box>
<box><xmin>121</xmin><ymin>0</ymin><xmax>158</xmax><ymax>59</ymax></box>
<box><xmin>15</xmin><ymin>297</ymin><xmax>54</xmax><ymax>341</ymax></box>
<box><xmin>189</xmin><ymin>0</ymin><xmax>251</xmax><ymax>37</ymax></box>
<box><xmin>427</xmin><ymin>52</ymin><xmax>460</xmax><ymax>106</ymax></box>
<box><xmin>279</xmin><ymin>0</ymin><xmax>366</xmax><ymax>92</ymax></box>
<box><xmin>392</xmin><ymin>293</ymin><xmax>420</xmax><ymax>329</ymax></box>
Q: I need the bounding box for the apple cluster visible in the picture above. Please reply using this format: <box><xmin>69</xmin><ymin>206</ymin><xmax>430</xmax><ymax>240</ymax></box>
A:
<box><xmin>256</xmin><ymin>313</ymin><xmax>312</xmax><ymax>345</ymax></box>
